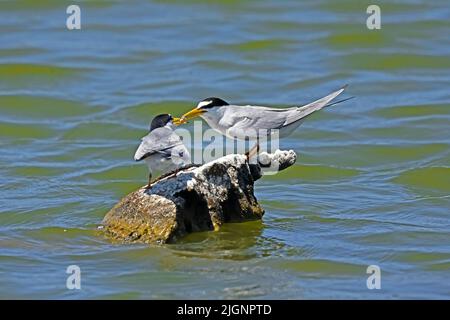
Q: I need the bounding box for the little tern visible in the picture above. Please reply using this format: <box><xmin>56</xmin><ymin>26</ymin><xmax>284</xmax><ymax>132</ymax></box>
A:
<box><xmin>180</xmin><ymin>85</ymin><xmax>351</xmax><ymax>141</ymax></box>
<box><xmin>134</xmin><ymin>114</ymin><xmax>191</xmax><ymax>189</ymax></box>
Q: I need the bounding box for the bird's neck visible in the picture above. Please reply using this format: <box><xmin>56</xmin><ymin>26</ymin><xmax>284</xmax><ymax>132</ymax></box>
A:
<box><xmin>202</xmin><ymin>107</ymin><xmax>224</xmax><ymax>125</ymax></box>
<box><xmin>165</xmin><ymin>122</ymin><xmax>176</xmax><ymax>130</ymax></box>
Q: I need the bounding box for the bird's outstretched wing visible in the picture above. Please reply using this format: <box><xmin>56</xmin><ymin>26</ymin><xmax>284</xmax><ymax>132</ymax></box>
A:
<box><xmin>134</xmin><ymin>127</ymin><xmax>184</xmax><ymax>161</ymax></box>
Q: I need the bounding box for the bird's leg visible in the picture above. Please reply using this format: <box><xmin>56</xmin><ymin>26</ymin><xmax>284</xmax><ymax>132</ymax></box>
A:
<box><xmin>145</xmin><ymin>173</ymin><xmax>152</xmax><ymax>190</ymax></box>
<box><xmin>245</xmin><ymin>140</ymin><xmax>260</xmax><ymax>162</ymax></box>
<box><xmin>150</xmin><ymin>164</ymin><xmax>200</xmax><ymax>185</ymax></box>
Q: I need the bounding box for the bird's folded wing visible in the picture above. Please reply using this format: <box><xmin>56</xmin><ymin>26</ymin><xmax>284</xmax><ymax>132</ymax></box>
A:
<box><xmin>220</xmin><ymin>106</ymin><xmax>286</xmax><ymax>127</ymax></box>
<box><xmin>134</xmin><ymin>127</ymin><xmax>183</xmax><ymax>161</ymax></box>
<box><xmin>283</xmin><ymin>86</ymin><xmax>346</xmax><ymax>126</ymax></box>
<box><xmin>219</xmin><ymin>86</ymin><xmax>347</xmax><ymax>135</ymax></box>
<box><xmin>224</xmin><ymin>114</ymin><xmax>286</xmax><ymax>138</ymax></box>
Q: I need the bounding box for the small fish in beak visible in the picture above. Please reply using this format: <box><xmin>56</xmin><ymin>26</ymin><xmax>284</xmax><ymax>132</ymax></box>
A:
<box><xmin>172</xmin><ymin>117</ymin><xmax>185</xmax><ymax>126</ymax></box>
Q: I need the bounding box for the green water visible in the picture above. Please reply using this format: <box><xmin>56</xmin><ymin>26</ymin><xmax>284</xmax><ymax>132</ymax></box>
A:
<box><xmin>0</xmin><ymin>0</ymin><xmax>449</xmax><ymax>299</ymax></box>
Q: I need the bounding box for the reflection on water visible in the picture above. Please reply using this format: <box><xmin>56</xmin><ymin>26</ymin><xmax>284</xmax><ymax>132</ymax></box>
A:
<box><xmin>0</xmin><ymin>0</ymin><xmax>449</xmax><ymax>299</ymax></box>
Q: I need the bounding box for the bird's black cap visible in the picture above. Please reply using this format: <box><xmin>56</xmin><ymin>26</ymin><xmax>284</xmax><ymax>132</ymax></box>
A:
<box><xmin>198</xmin><ymin>97</ymin><xmax>229</xmax><ymax>109</ymax></box>
<box><xmin>150</xmin><ymin>114</ymin><xmax>173</xmax><ymax>131</ymax></box>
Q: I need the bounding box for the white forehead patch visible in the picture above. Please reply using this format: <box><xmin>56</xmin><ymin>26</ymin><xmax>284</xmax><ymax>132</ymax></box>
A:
<box><xmin>197</xmin><ymin>100</ymin><xmax>212</xmax><ymax>109</ymax></box>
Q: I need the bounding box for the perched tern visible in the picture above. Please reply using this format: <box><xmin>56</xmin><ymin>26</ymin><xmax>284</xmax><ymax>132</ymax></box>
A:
<box><xmin>134</xmin><ymin>114</ymin><xmax>190</xmax><ymax>189</ymax></box>
<box><xmin>180</xmin><ymin>85</ymin><xmax>351</xmax><ymax>141</ymax></box>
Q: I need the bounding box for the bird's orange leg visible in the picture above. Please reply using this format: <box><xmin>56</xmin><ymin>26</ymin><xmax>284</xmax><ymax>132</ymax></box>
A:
<box><xmin>245</xmin><ymin>141</ymin><xmax>260</xmax><ymax>161</ymax></box>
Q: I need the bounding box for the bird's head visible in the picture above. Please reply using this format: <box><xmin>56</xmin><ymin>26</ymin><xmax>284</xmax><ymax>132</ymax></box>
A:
<box><xmin>149</xmin><ymin>114</ymin><xmax>183</xmax><ymax>131</ymax></box>
<box><xmin>180</xmin><ymin>97</ymin><xmax>229</xmax><ymax>122</ymax></box>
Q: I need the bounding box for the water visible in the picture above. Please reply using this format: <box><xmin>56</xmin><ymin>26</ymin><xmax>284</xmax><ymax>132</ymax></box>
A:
<box><xmin>0</xmin><ymin>0</ymin><xmax>449</xmax><ymax>299</ymax></box>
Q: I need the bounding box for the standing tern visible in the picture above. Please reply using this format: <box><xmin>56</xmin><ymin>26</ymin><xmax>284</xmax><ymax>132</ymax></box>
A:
<box><xmin>134</xmin><ymin>114</ymin><xmax>190</xmax><ymax>189</ymax></box>
<box><xmin>180</xmin><ymin>85</ymin><xmax>351</xmax><ymax>141</ymax></box>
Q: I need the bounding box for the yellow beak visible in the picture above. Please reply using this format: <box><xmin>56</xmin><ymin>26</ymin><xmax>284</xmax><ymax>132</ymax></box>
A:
<box><xmin>180</xmin><ymin>108</ymin><xmax>206</xmax><ymax>122</ymax></box>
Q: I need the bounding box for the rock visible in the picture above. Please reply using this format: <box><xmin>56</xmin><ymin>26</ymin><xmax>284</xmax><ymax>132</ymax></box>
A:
<box><xmin>102</xmin><ymin>149</ymin><xmax>297</xmax><ymax>244</ymax></box>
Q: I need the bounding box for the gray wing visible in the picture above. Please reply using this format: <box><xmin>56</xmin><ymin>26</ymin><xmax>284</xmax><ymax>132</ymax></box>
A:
<box><xmin>222</xmin><ymin>112</ymin><xmax>286</xmax><ymax>139</ymax></box>
<box><xmin>169</xmin><ymin>143</ymin><xmax>191</xmax><ymax>166</ymax></box>
<box><xmin>134</xmin><ymin>127</ymin><xmax>184</xmax><ymax>161</ymax></box>
<box><xmin>219</xmin><ymin>85</ymin><xmax>347</xmax><ymax>137</ymax></box>
<box><xmin>283</xmin><ymin>85</ymin><xmax>347</xmax><ymax>126</ymax></box>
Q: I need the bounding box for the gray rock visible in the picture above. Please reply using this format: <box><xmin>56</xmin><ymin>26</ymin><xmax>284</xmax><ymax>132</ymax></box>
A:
<box><xmin>102</xmin><ymin>150</ymin><xmax>297</xmax><ymax>244</ymax></box>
